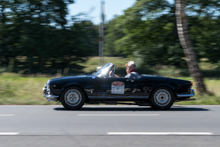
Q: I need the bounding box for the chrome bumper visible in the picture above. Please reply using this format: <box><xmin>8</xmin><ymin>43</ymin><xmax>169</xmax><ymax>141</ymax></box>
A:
<box><xmin>177</xmin><ymin>89</ymin><xmax>195</xmax><ymax>98</ymax></box>
<box><xmin>42</xmin><ymin>87</ymin><xmax>59</xmax><ymax>102</ymax></box>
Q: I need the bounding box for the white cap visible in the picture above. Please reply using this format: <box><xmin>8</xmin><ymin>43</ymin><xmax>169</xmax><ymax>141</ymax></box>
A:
<box><xmin>125</xmin><ymin>61</ymin><xmax>137</xmax><ymax>69</ymax></box>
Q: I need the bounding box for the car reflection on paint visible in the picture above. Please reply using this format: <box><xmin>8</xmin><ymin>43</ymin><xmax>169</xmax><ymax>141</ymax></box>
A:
<box><xmin>43</xmin><ymin>62</ymin><xmax>195</xmax><ymax>110</ymax></box>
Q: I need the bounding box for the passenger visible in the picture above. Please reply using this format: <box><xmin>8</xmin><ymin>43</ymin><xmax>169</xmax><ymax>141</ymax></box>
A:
<box><xmin>110</xmin><ymin>61</ymin><xmax>138</xmax><ymax>79</ymax></box>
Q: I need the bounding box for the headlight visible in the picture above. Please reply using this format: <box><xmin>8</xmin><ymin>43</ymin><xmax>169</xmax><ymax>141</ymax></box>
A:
<box><xmin>46</xmin><ymin>83</ymin><xmax>50</xmax><ymax>91</ymax></box>
<box><xmin>46</xmin><ymin>80</ymin><xmax>51</xmax><ymax>93</ymax></box>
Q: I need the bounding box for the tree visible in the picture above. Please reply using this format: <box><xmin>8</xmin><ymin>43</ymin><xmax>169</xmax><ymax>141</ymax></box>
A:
<box><xmin>175</xmin><ymin>0</ymin><xmax>207</xmax><ymax>94</ymax></box>
<box><xmin>104</xmin><ymin>16</ymin><xmax>126</xmax><ymax>56</ymax></box>
<box><xmin>0</xmin><ymin>1</ymin><xmax>14</xmax><ymax>67</ymax></box>
<box><xmin>0</xmin><ymin>0</ymin><xmax>74</xmax><ymax>69</ymax></box>
<box><xmin>185</xmin><ymin>0</ymin><xmax>220</xmax><ymax>65</ymax></box>
<box><xmin>104</xmin><ymin>0</ymin><xmax>187</xmax><ymax>67</ymax></box>
<box><xmin>0</xmin><ymin>1</ymin><xmax>99</xmax><ymax>75</ymax></box>
<box><xmin>11</xmin><ymin>20</ymin><xmax>98</xmax><ymax>74</ymax></box>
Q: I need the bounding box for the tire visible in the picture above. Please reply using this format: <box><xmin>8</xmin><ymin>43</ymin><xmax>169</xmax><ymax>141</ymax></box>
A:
<box><xmin>149</xmin><ymin>87</ymin><xmax>175</xmax><ymax>110</ymax></box>
<box><xmin>60</xmin><ymin>86</ymin><xmax>86</xmax><ymax>110</ymax></box>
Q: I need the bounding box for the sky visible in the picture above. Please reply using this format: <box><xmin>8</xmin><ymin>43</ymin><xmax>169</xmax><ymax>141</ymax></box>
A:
<box><xmin>67</xmin><ymin>0</ymin><xmax>137</xmax><ymax>24</ymax></box>
<box><xmin>67</xmin><ymin>0</ymin><xmax>174</xmax><ymax>24</ymax></box>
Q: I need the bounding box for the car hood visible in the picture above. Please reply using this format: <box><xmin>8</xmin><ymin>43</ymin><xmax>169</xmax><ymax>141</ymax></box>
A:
<box><xmin>49</xmin><ymin>75</ymin><xmax>95</xmax><ymax>83</ymax></box>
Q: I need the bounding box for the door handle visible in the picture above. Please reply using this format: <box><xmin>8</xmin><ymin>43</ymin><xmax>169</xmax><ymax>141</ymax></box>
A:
<box><xmin>126</xmin><ymin>79</ymin><xmax>134</xmax><ymax>82</ymax></box>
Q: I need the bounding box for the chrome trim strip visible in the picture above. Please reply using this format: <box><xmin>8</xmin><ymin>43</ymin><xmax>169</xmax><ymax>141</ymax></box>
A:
<box><xmin>43</xmin><ymin>87</ymin><xmax>59</xmax><ymax>102</ymax></box>
<box><xmin>42</xmin><ymin>87</ymin><xmax>46</xmax><ymax>94</ymax></box>
<box><xmin>88</xmin><ymin>96</ymin><xmax>149</xmax><ymax>99</ymax></box>
<box><xmin>44</xmin><ymin>95</ymin><xmax>59</xmax><ymax>102</ymax></box>
<box><xmin>177</xmin><ymin>89</ymin><xmax>195</xmax><ymax>98</ymax></box>
<box><xmin>175</xmin><ymin>98</ymin><xmax>196</xmax><ymax>102</ymax></box>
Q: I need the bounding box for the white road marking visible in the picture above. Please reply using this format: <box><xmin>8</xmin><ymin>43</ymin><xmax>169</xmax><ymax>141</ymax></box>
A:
<box><xmin>0</xmin><ymin>132</ymin><xmax>19</xmax><ymax>135</ymax></box>
<box><xmin>0</xmin><ymin>114</ymin><xmax>15</xmax><ymax>116</ymax></box>
<box><xmin>107</xmin><ymin>132</ymin><xmax>214</xmax><ymax>135</ymax></box>
<box><xmin>78</xmin><ymin>114</ymin><xmax>160</xmax><ymax>116</ymax></box>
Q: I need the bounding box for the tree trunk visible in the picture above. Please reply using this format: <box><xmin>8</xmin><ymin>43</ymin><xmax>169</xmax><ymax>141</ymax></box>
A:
<box><xmin>175</xmin><ymin>0</ymin><xmax>207</xmax><ymax>94</ymax></box>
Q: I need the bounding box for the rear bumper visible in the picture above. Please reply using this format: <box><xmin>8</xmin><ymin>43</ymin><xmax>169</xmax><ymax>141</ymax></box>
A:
<box><xmin>42</xmin><ymin>87</ymin><xmax>59</xmax><ymax>102</ymax></box>
<box><xmin>177</xmin><ymin>89</ymin><xmax>195</xmax><ymax>98</ymax></box>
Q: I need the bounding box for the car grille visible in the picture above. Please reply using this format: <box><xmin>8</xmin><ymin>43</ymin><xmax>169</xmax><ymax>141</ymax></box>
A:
<box><xmin>44</xmin><ymin>80</ymin><xmax>52</xmax><ymax>95</ymax></box>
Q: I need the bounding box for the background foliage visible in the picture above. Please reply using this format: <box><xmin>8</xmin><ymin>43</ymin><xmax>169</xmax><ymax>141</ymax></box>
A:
<box><xmin>0</xmin><ymin>0</ymin><xmax>98</xmax><ymax>75</ymax></box>
<box><xmin>0</xmin><ymin>0</ymin><xmax>219</xmax><ymax>104</ymax></box>
<box><xmin>104</xmin><ymin>0</ymin><xmax>220</xmax><ymax>68</ymax></box>
<box><xmin>0</xmin><ymin>0</ymin><xmax>219</xmax><ymax>74</ymax></box>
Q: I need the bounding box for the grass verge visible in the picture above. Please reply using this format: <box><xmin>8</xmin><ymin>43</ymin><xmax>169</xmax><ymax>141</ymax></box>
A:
<box><xmin>0</xmin><ymin>73</ymin><xmax>58</xmax><ymax>105</ymax></box>
<box><xmin>0</xmin><ymin>56</ymin><xmax>219</xmax><ymax>105</ymax></box>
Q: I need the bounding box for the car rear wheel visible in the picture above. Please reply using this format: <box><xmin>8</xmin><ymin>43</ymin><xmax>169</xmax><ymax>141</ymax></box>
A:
<box><xmin>150</xmin><ymin>87</ymin><xmax>175</xmax><ymax>110</ymax></box>
<box><xmin>60</xmin><ymin>86</ymin><xmax>86</xmax><ymax>110</ymax></box>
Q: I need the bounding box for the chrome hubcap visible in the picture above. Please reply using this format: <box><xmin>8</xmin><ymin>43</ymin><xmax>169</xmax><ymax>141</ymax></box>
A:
<box><xmin>154</xmin><ymin>89</ymin><xmax>171</xmax><ymax>106</ymax></box>
<box><xmin>65</xmin><ymin>89</ymin><xmax>82</xmax><ymax>106</ymax></box>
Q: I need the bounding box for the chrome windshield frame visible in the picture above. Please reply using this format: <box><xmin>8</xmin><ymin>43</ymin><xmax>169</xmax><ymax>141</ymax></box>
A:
<box><xmin>95</xmin><ymin>62</ymin><xmax>114</xmax><ymax>78</ymax></box>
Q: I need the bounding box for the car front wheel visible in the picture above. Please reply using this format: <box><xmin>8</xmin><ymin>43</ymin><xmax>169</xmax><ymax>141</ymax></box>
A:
<box><xmin>60</xmin><ymin>86</ymin><xmax>86</xmax><ymax>110</ymax></box>
<box><xmin>150</xmin><ymin>87</ymin><xmax>175</xmax><ymax>110</ymax></box>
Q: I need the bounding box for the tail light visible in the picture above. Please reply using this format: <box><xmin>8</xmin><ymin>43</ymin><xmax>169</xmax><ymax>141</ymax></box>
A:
<box><xmin>191</xmin><ymin>81</ymin><xmax>193</xmax><ymax>87</ymax></box>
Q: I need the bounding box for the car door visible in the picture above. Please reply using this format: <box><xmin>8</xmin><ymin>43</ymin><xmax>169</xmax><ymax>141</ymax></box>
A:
<box><xmin>96</xmin><ymin>77</ymin><xmax>134</xmax><ymax>98</ymax></box>
<box><xmin>129</xmin><ymin>76</ymin><xmax>151</xmax><ymax>97</ymax></box>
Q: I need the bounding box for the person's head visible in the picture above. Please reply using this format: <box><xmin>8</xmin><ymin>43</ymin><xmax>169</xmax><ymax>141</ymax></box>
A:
<box><xmin>125</xmin><ymin>61</ymin><xmax>137</xmax><ymax>74</ymax></box>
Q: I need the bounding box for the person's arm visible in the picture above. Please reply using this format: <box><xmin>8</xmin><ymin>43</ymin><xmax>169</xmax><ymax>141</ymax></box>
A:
<box><xmin>113</xmin><ymin>74</ymin><xmax>119</xmax><ymax>77</ymax></box>
<box><xmin>109</xmin><ymin>70</ymin><xmax>119</xmax><ymax>77</ymax></box>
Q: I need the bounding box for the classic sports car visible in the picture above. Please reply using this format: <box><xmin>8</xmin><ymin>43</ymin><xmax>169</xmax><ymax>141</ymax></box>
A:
<box><xmin>43</xmin><ymin>62</ymin><xmax>195</xmax><ymax>110</ymax></box>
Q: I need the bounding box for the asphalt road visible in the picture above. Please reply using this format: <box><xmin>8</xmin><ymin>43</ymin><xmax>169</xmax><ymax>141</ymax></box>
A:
<box><xmin>0</xmin><ymin>105</ymin><xmax>220</xmax><ymax>147</ymax></box>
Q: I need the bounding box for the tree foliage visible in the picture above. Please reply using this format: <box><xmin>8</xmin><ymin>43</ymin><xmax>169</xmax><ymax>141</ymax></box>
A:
<box><xmin>104</xmin><ymin>0</ymin><xmax>220</xmax><ymax>68</ymax></box>
<box><xmin>104</xmin><ymin>16</ymin><xmax>126</xmax><ymax>56</ymax></box>
<box><xmin>0</xmin><ymin>0</ymin><xmax>220</xmax><ymax>75</ymax></box>
<box><xmin>0</xmin><ymin>0</ymin><xmax>99</xmax><ymax>74</ymax></box>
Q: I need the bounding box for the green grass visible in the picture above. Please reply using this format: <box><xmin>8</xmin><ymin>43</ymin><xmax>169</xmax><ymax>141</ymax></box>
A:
<box><xmin>0</xmin><ymin>56</ymin><xmax>219</xmax><ymax>105</ymax></box>
<box><xmin>177</xmin><ymin>77</ymin><xmax>220</xmax><ymax>105</ymax></box>
<box><xmin>0</xmin><ymin>73</ymin><xmax>57</xmax><ymax>105</ymax></box>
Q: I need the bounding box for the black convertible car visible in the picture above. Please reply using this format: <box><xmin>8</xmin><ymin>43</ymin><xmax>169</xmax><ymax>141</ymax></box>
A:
<box><xmin>43</xmin><ymin>62</ymin><xmax>195</xmax><ymax>110</ymax></box>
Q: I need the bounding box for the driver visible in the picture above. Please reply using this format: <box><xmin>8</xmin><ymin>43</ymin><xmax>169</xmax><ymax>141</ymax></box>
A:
<box><xmin>110</xmin><ymin>61</ymin><xmax>138</xmax><ymax>79</ymax></box>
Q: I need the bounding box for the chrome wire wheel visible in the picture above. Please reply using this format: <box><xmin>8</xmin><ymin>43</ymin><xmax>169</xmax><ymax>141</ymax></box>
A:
<box><xmin>64</xmin><ymin>89</ymin><xmax>82</xmax><ymax>107</ymax></box>
<box><xmin>154</xmin><ymin>89</ymin><xmax>171</xmax><ymax>107</ymax></box>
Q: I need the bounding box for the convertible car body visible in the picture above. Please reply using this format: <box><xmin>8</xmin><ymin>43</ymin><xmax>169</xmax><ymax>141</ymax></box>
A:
<box><xmin>43</xmin><ymin>62</ymin><xmax>195</xmax><ymax>110</ymax></box>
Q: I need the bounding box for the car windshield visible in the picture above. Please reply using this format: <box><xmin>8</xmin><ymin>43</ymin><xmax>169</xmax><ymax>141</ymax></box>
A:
<box><xmin>95</xmin><ymin>62</ymin><xmax>113</xmax><ymax>77</ymax></box>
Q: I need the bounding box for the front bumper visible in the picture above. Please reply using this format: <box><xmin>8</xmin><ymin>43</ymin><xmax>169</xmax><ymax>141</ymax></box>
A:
<box><xmin>177</xmin><ymin>89</ymin><xmax>195</xmax><ymax>98</ymax></box>
<box><xmin>42</xmin><ymin>87</ymin><xmax>59</xmax><ymax>102</ymax></box>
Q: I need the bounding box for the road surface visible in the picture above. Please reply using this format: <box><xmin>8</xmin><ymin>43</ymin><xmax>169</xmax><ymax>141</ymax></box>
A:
<box><xmin>0</xmin><ymin>105</ymin><xmax>220</xmax><ymax>147</ymax></box>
